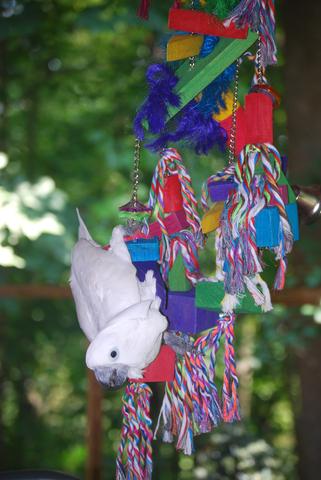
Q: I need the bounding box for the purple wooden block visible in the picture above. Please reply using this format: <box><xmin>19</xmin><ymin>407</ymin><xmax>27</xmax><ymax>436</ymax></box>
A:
<box><xmin>134</xmin><ymin>261</ymin><xmax>168</xmax><ymax>315</ymax></box>
<box><xmin>167</xmin><ymin>289</ymin><xmax>219</xmax><ymax>334</ymax></box>
<box><xmin>208</xmin><ymin>179</ymin><xmax>237</xmax><ymax>202</ymax></box>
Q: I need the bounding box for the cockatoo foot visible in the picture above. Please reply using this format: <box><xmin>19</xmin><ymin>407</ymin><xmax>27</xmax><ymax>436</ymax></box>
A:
<box><xmin>163</xmin><ymin>331</ymin><xmax>194</xmax><ymax>355</ymax></box>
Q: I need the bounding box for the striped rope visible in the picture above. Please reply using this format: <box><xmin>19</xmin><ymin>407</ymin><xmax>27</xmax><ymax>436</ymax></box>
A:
<box><xmin>116</xmin><ymin>383</ymin><xmax>153</xmax><ymax>480</ymax></box>
<box><xmin>155</xmin><ymin>319</ymin><xmax>242</xmax><ymax>452</ymax></box>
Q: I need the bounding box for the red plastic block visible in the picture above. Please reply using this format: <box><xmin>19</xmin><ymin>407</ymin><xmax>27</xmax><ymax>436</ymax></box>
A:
<box><xmin>245</xmin><ymin>92</ymin><xmax>273</xmax><ymax>145</ymax></box>
<box><xmin>163</xmin><ymin>174</ymin><xmax>184</xmax><ymax>213</ymax></box>
<box><xmin>220</xmin><ymin>105</ymin><xmax>247</xmax><ymax>156</ymax></box>
<box><xmin>130</xmin><ymin>345</ymin><xmax>176</xmax><ymax>383</ymax></box>
<box><xmin>168</xmin><ymin>7</ymin><xmax>249</xmax><ymax>39</ymax></box>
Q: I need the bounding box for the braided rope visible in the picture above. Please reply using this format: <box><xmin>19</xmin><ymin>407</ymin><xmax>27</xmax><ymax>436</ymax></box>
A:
<box><xmin>117</xmin><ymin>383</ymin><xmax>153</xmax><ymax>480</ymax></box>
<box><xmin>155</xmin><ymin>318</ymin><xmax>242</xmax><ymax>452</ymax></box>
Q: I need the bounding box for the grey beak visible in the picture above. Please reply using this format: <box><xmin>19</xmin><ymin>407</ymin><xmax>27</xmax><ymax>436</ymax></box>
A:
<box><xmin>94</xmin><ymin>366</ymin><xmax>128</xmax><ymax>390</ymax></box>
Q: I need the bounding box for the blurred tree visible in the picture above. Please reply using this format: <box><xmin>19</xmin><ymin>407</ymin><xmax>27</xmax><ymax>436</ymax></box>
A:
<box><xmin>283</xmin><ymin>1</ymin><xmax>321</xmax><ymax>478</ymax></box>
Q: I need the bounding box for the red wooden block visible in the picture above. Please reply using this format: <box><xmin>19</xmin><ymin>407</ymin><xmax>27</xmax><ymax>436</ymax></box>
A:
<box><xmin>220</xmin><ymin>105</ymin><xmax>247</xmax><ymax>156</ymax></box>
<box><xmin>168</xmin><ymin>7</ymin><xmax>249</xmax><ymax>39</ymax></box>
<box><xmin>245</xmin><ymin>92</ymin><xmax>273</xmax><ymax>145</ymax></box>
<box><xmin>163</xmin><ymin>174</ymin><xmax>184</xmax><ymax>213</ymax></box>
<box><xmin>268</xmin><ymin>184</ymin><xmax>289</xmax><ymax>206</ymax></box>
<box><xmin>148</xmin><ymin>210</ymin><xmax>189</xmax><ymax>237</ymax></box>
<box><xmin>130</xmin><ymin>345</ymin><xmax>176</xmax><ymax>383</ymax></box>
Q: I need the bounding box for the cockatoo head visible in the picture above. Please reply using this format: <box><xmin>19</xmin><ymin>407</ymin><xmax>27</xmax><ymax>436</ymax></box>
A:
<box><xmin>86</xmin><ymin>299</ymin><xmax>167</xmax><ymax>389</ymax></box>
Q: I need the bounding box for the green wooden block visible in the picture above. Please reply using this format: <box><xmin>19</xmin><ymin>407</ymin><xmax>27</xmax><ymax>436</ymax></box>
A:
<box><xmin>278</xmin><ymin>171</ymin><xmax>296</xmax><ymax>203</ymax></box>
<box><xmin>166</xmin><ymin>31</ymin><xmax>258</xmax><ymax>123</ymax></box>
<box><xmin>195</xmin><ymin>281</ymin><xmax>262</xmax><ymax>314</ymax></box>
<box><xmin>168</xmin><ymin>253</ymin><xmax>191</xmax><ymax>292</ymax></box>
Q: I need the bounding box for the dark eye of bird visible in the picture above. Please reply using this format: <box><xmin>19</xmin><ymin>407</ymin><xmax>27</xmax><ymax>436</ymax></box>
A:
<box><xmin>110</xmin><ymin>350</ymin><xmax>118</xmax><ymax>358</ymax></box>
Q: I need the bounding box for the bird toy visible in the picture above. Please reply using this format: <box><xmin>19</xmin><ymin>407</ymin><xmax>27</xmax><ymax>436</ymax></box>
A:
<box><xmin>70</xmin><ymin>1</ymin><xmax>300</xmax><ymax>478</ymax></box>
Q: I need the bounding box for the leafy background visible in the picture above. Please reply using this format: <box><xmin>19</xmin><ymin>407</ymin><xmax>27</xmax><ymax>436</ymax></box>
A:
<box><xmin>0</xmin><ymin>1</ymin><xmax>320</xmax><ymax>479</ymax></box>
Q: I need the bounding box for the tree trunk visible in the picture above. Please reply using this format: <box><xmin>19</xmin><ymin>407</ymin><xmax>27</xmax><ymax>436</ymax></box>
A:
<box><xmin>282</xmin><ymin>1</ymin><xmax>321</xmax><ymax>478</ymax></box>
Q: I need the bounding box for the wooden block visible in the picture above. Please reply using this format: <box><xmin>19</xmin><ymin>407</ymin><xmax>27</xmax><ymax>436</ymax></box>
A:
<box><xmin>167</xmin><ymin>288</ymin><xmax>219</xmax><ymax>334</ymax></box>
<box><xmin>126</xmin><ymin>238</ymin><xmax>160</xmax><ymax>262</ymax></box>
<box><xmin>245</xmin><ymin>92</ymin><xmax>273</xmax><ymax>145</ymax></box>
<box><xmin>167</xmin><ymin>34</ymin><xmax>203</xmax><ymax>61</ymax></box>
<box><xmin>278</xmin><ymin>170</ymin><xmax>296</xmax><ymax>203</ymax></box>
<box><xmin>196</xmin><ymin>281</ymin><xmax>263</xmax><ymax>314</ymax></box>
<box><xmin>163</xmin><ymin>174</ymin><xmax>184</xmax><ymax>213</ymax></box>
<box><xmin>208</xmin><ymin>178</ymin><xmax>237</xmax><ymax>202</ymax></box>
<box><xmin>168</xmin><ymin>8</ymin><xmax>249</xmax><ymax>39</ymax></box>
<box><xmin>130</xmin><ymin>345</ymin><xmax>176</xmax><ymax>383</ymax></box>
<box><xmin>165</xmin><ymin>31</ymin><xmax>258</xmax><ymax>123</ymax></box>
<box><xmin>255</xmin><ymin>203</ymin><xmax>299</xmax><ymax>248</ymax></box>
<box><xmin>201</xmin><ymin>202</ymin><xmax>224</xmax><ymax>234</ymax></box>
<box><xmin>255</xmin><ymin>207</ymin><xmax>279</xmax><ymax>248</ymax></box>
<box><xmin>286</xmin><ymin>203</ymin><xmax>300</xmax><ymax>241</ymax></box>
<box><xmin>268</xmin><ymin>184</ymin><xmax>288</xmax><ymax>206</ymax></box>
<box><xmin>148</xmin><ymin>210</ymin><xmax>189</xmax><ymax>238</ymax></box>
<box><xmin>168</xmin><ymin>253</ymin><xmax>191</xmax><ymax>292</ymax></box>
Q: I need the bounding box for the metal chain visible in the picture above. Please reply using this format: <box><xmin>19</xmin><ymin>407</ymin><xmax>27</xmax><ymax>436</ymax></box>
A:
<box><xmin>189</xmin><ymin>0</ymin><xmax>196</xmax><ymax>70</ymax></box>
<box><xmin>256</xmin><ymin>33</ymin><xmax>263</xmax><ymax>85</ymax></box>
<box><xmin>132</xmin><ymin>138</ymin><xmax>141</xmax><ymax>206</ymax></box>
<box><xmin>228</xmin><ymin>58</ymin><xmax>240</xmax><ymax>165</ymax></box>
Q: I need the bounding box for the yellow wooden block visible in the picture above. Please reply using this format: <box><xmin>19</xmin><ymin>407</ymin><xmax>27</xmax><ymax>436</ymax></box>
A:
<box><xmin>201</xmin><ymin>202</ymin><xmax>224</xmax><ymax>234</ymax></box>
<box><xmin>213</xmin><ymin>91</ymin><xmax>240</xmax><ymax>122</ymax></box>
<box><xmin>167</xmin><ymin>35</ymin><xmax>203</xmax><ymax>62</ymax></box>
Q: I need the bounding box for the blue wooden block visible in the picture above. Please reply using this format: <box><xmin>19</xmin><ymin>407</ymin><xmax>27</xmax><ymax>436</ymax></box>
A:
<box><xmin>126</xmin><ymin>237</ymin><xmax>160</xmax><ymax>262</ymax></box>
<box><xmin>255</xmin><ymin>204</ymin><xmax>299</xmax><ymax>248</ymax></box>
<box><xmin>255</xmin><ymin>207</ymin><xmax>279</xmax><ymax>247</ymax></box>
<box><xmin>286</xmin><ymin>203</ymin><xmax>300</xmax><ymax>241</ymax></box>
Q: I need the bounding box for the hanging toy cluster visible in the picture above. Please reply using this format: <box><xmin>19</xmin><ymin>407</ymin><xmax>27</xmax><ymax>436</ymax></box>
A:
<box><xmin>70</xmin><ymin>1</ymin><xmax>300</xmax><ymax>478</ymax></box>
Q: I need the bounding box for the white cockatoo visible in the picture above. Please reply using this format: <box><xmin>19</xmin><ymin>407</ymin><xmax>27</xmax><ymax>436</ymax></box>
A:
<box><xmin>70</xmin><ymin>211</ymin><xmax>168</xmax><ymax>389</ymax></box>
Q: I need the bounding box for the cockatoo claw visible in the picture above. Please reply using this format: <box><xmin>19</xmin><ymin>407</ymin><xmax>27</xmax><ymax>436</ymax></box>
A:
<box><xmin>163</xmin><ymin>331</ymin><xmax>194</xmax><ymax>355</ymax></box>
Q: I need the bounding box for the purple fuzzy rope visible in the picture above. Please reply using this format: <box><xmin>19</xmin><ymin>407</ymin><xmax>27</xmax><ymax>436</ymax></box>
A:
<box><xmin>148</xmin><ymin>100</ymin><xmax>227</xmax><ymax>155</ymax></box>
<box><xmin>134</xmin><ymin>64</ymin><xmax>180</xmax><ymax>140</ymax></box>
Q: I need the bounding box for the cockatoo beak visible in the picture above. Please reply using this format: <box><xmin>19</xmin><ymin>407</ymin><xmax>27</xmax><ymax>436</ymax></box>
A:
<box><xmin>94</xmin><ymin>365</ymin><xmax>129</xmax><ymax>390</ymax></box>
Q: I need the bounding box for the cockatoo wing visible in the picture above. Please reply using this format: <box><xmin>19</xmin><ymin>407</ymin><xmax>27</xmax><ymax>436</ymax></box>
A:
<box><xmin>71</xmin><ymin>214</ymin><xmax>142</xmax><ymax>334</ymax></box>
<box><xmin>70</xmin><ymin>269</ymin><xmax>98</xmax><ymax>341</ymax></box>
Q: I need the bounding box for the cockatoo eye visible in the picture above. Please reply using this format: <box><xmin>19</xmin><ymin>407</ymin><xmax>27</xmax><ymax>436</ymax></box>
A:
<box><xmin>109</xmin><ymin>348</ymin><xmax>119</xmax><ymax>361</ymax></box>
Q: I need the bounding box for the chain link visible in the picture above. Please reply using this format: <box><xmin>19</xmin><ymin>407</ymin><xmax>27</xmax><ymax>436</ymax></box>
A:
<box><xmin>228</xmin><ymin>58</ymin><xmax>240</xmax><ymax>165</ymax></box>
<box><xmin>132</xmin><ymin>138</ymin><xmax>141</xmax><ymax>206</ymax></box>
<box><xmin>256</xmin><ymin>33</ymin><xmax>263</xmax><ymax>85</ymax></box>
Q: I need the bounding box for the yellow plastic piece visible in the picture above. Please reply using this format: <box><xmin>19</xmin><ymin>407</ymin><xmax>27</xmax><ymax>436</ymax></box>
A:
<box><xmin>167</xmin><ymin>35</ymin><xmax>203</xmax><ymax>62</ymax></box>
<box><xmin>201</xmin><ymin>202</ymin><xmax>224</xmax><ymax>234</ymax></box>
<box><xmin>213</xmin><ymin>91</ymin><xmax>240</xmax><ymax>122</ymax></box>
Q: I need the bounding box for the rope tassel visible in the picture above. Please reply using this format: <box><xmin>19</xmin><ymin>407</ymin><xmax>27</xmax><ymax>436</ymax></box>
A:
<box><xmin>220</xmin><ymin>314</ymin><xmax>241</xmax><ymax>422</ymax></box>
<box><xmin>227</xmin><ymin>0</ymin><xmax>277</xmax><ymax>66</ymax></box>
<box><xmin>116</xmin><ymin>383</ymin><xmax>153</xmax><ymax>480</ymax></box>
